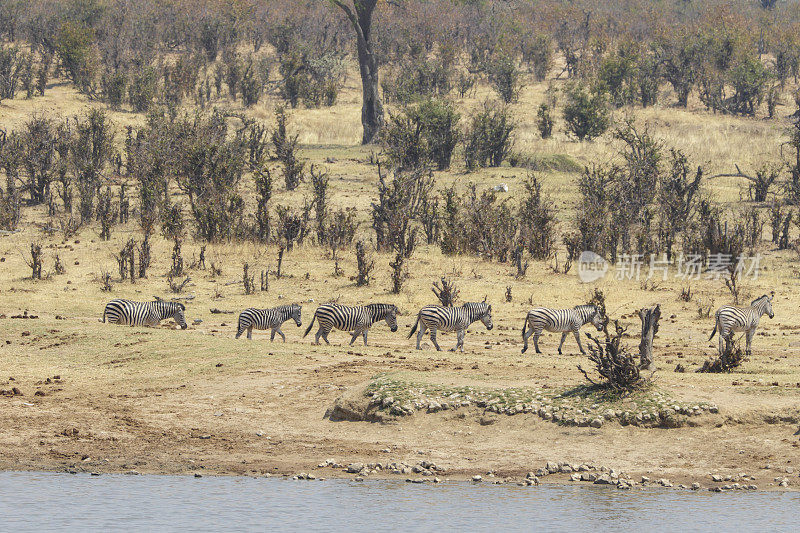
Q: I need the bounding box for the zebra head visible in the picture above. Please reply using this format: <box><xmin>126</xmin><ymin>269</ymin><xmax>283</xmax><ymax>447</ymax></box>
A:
<box><xmin>589</xmin><ymin>306</ymin><xmax>606</xmax><ymax>331</ymax></box>
<box><xmin>752</xmin><ymin>294</ymin><xmax>774</xmax><ymax>319</ymax></box>
<box><xmin>172</xmin><ymin>303</ymin><xmax>188</xmax><ymax>329</ymax></box>
<box><xmin>367</xmin><ymin>304</ymin><xmax>398</xmax><ymax>332</ymax></box>
<box><xmin>291</xmin><ymin>304</ymin><xmax>302</xmax><ymax>327</ymax></box>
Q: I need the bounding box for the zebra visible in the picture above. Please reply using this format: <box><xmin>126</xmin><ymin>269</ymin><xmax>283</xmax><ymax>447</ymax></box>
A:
<box><xmin>709</xmin><ymin>293</ymin><xmax>774</xmax><ymax>355</ymax></box>
<box><xmin>303</xmin><ymin>303</ymin><xmax>399</xmax><ymax>346</ymax></box>
<box><xmin>408</xmin><ymin>302</ymin><xmax>493</xmax><ymax>353</ymax></box>
<box><xmin>521</xmin><ymin>305</ymin><xmax>605</xmax><ymax>355</ymax></box>
<box><xmin>235</xmin><ymin>304</ymin><xmax>302</xmax><ymax>341</ymax></box>
<box><xmin>102</xmin><ymin>299</ymin><xmax>188</xmax><ymax>329</ymax></box>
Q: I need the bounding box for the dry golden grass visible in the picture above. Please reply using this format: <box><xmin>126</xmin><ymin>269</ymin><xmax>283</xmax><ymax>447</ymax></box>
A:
<box><xmin>1</xmin><ymin>62</ymin><xmax>800</xmax><ymax>483</ymax></box>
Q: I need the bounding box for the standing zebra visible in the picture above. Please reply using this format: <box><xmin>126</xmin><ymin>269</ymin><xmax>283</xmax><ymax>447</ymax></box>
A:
<box><xmin>409</xmin><ymin>302</ymin><xmax>493</xmax><ymax>352</ymax></box>
<box><xmin>521</xmin><ymin>305</ymin><xmax>605</xmax><ymax>355</ymax></box>
<box><xmin>709</xmin><ymin>293</ymin><xmax>774</xmax><ymax>355</ymax></box>
<box><xmin>235</xmin><ymin>304</ymin><xmax>302</xmax><ymax>341</ymax></box>
<box><xmin>102</xmin><ymin>299</ymin><xmax>188</xmax><ymax>329</ymax></box>
<box><xmin>303</xmin><ymin>303</ymin><xmax>399</xmax><ymax>346</ymax></box>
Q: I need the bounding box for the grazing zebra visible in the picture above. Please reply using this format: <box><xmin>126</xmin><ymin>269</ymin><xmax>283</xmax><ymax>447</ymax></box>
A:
<box><xmin>409</xmin><ymin>302</ymin><xmax>493</xmax><ymax>352</ymax></box>
<box><xmin>521</xmin><ymin>305</ymin><xmax>605</xmax><ymax>355</ymax></box>
<box><xmin>709</xmin><ymin>293</ymin><xmax>774</xmax><ymax>355</ymax></box>
<box><xmin>102</xmin><ymin>299</ymin><xmax>188</xmax><ymax>329</ymax></box>
<box><xmin>235</xmin><ymin>304</ymin><xmax>302</xmax><ymax>341</ymax></box>
<box><xmin>303</xmin><ymin>303</ymin><xmax>399</xmax><ymax>346</ymax></box>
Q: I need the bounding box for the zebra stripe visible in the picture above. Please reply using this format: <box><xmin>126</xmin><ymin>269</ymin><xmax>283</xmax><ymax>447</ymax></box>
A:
<box><xmin>303</xmin><ymin>303</ymin><xmax>399</xmax><ymax>346</ymax></box>
<box><xmin>409</xmin><ymin>302</ymin><xmax>493</xmax><ymax>352</ymax></box>
<box><xmin>709</xmin><ymin>294</ymin><xmax>774</xmax><ymax>355</ymax></box>
<box><xmin>235</xmin><ymin>304</ymin><xmax>302</xmax><ymax>341</ymax></box>
<box><xmin>521</xmin><ymin>305</ymin><xmax>604</xmax><ymax>355</ymax></box>
<box><xmin>103</xmin><ymin>299</ymin><xmax>188</xmax><ymax>329</ymax></box>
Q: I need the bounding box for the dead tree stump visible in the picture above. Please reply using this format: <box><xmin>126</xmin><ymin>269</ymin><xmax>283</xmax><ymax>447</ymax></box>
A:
<box><xmin>638</xmin><ymin>304</ymin><xmax>661</xmax><ymax>370</ymax></box>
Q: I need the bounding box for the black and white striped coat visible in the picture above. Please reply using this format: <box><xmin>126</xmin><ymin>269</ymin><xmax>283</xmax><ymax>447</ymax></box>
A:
<box><xmin>521</xmin><ymin>305</ymin><xmax>605</xmax><ymax>355</ymax></box>
<box><xmin>709</xmin><ymin>294</ymin><xmax>774</xmax><ymax>355</ymax></box>
<box><xmin>303</xmin><ymin>303</ymin><xmax>399</xmax><ymax>346</ymax></box>
<box><xmin>409</xmin><ymin>302</ymin><xmax>493</xmax><ymax>352</ymax></box>
<box><xmin>103</xmin><ymin>299</ymin><xmax>188</xmax><ymax>329</ymax></box>
<box><xmin>235</xmin><ymin>304</ymin><xmax>302</xmax><ymax>341</ymax></box>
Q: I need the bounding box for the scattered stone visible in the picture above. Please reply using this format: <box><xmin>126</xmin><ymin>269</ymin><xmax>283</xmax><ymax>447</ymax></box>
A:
<box><xmin>570</xmin><ymin>473</ymin><xmax>581</xmax><ymax>482</ymax></box>
<box><xmin>546</xmin><ymin>461</ymin><xmax>559</xmax><ymax>474</ymax></box>
<box><xmin>691</xmin><ymin>482</ymin><xmax>701</xmax><ymax>490</ymax></box>
<box><xmin>711</xmin><ymin>474</ymin><xmax>722</xmax><ymax>482</ymax></box>
<box><xmin>594</xmin><ymin>474</ymin><xmax>613</xmax><ymax>485</ymax></box>
<box><xmin>346</xmin><ymin>463</ymin><xmax>364</xmax><ymax>474</ymax></box>
<box><xmin>590</xmin><ymin>418</ymin><xmax>603</xmax><ymax>428</ymax></box>
<box><xmin>472</xmin><ymin>475</ymin><xmax>482</xmax><ymax>482</ymax></box>
<box><xmin>194</xmin><ymin>473</ymin><xmax>202</xmax><ymax>478</ymax></box>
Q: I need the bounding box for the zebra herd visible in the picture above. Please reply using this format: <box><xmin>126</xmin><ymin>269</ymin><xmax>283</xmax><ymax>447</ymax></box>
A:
<box><xmin>101</xmin><ymin>293</ymin><xmax>776</xmax><ymax>355</ymax></box>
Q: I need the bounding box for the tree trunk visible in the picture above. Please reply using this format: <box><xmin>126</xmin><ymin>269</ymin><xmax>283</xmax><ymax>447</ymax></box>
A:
<box><xmin>357</xmin><ymin>39</ymin><xmax>383</xmax><ymax>144</ymax></box>
<box><xmin>333</xmin><ymin>1</ymin><xmax>383</xmax><ymax>144</ymax></box>
<box><xmin>638</xmin><ymin>304</ymin><xmax>661</xmax><ymax>370</ymax></box>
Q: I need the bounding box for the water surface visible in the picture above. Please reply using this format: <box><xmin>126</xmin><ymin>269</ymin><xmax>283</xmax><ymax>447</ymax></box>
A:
<box><xmin>1</xmin><ymin>471</ymin><xmax>798</xmax><ymax>532</ymax></box>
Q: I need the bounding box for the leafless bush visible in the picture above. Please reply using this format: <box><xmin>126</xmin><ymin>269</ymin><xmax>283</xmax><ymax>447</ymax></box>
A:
<box><xmin>679</xmin><ymin>286</ymin><xmax>692</xmax><ymax>302</ymax></box>
<box><xmin>432</xmin><ymin>276</ymin><xmax>459</xmax><ymax>306</ymax></box>
<box><xmin>698</xmin><ymin>339</ymin><xmax>746</xmax><ymax>373</ymax></box>
<box><xmin>71</xmin><ymin>110</ymin><xmax>115</xmax><ymax>225</ymax></box>
<box><xmin>371</xmin><ymin>165</ymin><xmax>433</xmax><ymax>252</ymax></box>
<box><xmin>324</xmin><ymin>209</ymin><xmax>357</xmax><ymax>277</ymax></box>
<box><xmin>100</xmin><ymin>271</ymin><xmax>112</xmax><ymax>292</ymax></box>
<box><xmin>272</xmin><ymin>107</ymin><xmax>305</xmax><ymax>191</ymax></box>
<box><xmin>355</xmin><ymin>240</ymin><xmax>374</xmax><ymax>287</ymax></box>
<box><xmin>578</xmin><ymin>320</ymin><xmax>647</xmax><ymax>391</ymax></box>
<box><xmin>243</xmin><ymin>263</ymin><xmax>255</xmax><ymax>295</ymax></box>
<box><xmin>27</xmin><ymin>243</ymin><xmax>43</xmax><ymax>280</ymax></box>
<box><xmin>310</xmin><ymin>165</ymin><xmax>329</xmax><ymax>242</ymax></box>
<box><xmin>168</xmin><ymin>275</ymin><xmax>191</xmax><ymax>293</ymax></box>
<box><xmin>253</xmin><ymin>165</ymin><xmax>272</xmax><ymax>242</ymax></box>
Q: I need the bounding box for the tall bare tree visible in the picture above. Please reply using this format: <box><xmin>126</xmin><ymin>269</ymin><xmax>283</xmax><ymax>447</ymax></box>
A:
<box><xmin>329</xmin><ymin>1</ymin><xmax>383</xmax><ymax>144</ymax></box>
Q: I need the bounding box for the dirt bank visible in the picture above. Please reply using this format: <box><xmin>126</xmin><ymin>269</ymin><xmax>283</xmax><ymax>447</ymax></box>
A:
<box><xmin>1</xmin><ymin>310</ymin><xmax>798</xmax><ymax>491</ymax></box>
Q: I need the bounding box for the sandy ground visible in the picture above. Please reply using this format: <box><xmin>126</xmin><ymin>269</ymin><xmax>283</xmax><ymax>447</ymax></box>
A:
<box><xmin>1</xmin><ymin>298</ymin><xmax>799</xmax><ymax>490</ymax></box>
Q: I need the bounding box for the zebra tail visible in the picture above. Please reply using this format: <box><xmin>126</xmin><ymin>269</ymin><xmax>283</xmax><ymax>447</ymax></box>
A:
<box><xmin>521</xmin><ymin>314</ymin><xmax>528</xmax><ymax>339</ymax></box>
<box><xmin>708</xmin><ymin>321</ymin><xmax>717</xmax><ymax>341</ymax></box>
<box><xmin>408</xmin><ymin>313</ymin><xmax>420</xmax><ymax>338</ymax></box>
<box><xmin>303</xmin><ymin>313</ymin><xmax>316</xmax><ymax>338</ymax></box>
<box><xmin>102</xmin><ymin>307</ymin><xmax>107</xmax><ymax>323</ymax></box>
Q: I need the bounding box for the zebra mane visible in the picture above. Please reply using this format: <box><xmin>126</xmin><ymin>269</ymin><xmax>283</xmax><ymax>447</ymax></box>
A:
<box><xmin>365</xmin><ymin>303</ymin><xmax>397</xmax><ymax>318</ymax></box>
<box><xmin>750</xmin><ymin>294</ymin><xmax>770</xmax><ymax>307</ymax></box>
<box><xmin>574</xmin><ymin>304</ymin><xmax>598</xmax><ymax>316</ymax></box>
<box><xmin>156</xmin><ymin>300</ymin><xmax>184</xmax><ymax>311</ymax></box>
<box><xmin>463</xmin><ymin>302</ymin><xmax>489</xmax><ymax>316</ymax></box>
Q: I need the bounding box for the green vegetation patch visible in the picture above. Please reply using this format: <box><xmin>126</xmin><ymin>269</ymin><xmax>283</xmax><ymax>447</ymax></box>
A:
<box><xmin>366</xmin><ymin>374</ymin><xmax>718</xmax><ymax>428</ymax></box>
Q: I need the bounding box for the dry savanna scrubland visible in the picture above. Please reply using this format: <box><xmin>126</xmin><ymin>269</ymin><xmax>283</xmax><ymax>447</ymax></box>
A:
<box><xmin>2</xmin><ymin>48</ymin><xmax>800</xmax><ymax>491</ymax></box>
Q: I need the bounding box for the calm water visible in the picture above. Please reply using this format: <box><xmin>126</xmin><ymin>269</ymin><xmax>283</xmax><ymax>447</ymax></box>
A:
<box><xmin>1</xmin><ymin>471</ymin><xmax>799</xmax><ymax>532</ymax></box>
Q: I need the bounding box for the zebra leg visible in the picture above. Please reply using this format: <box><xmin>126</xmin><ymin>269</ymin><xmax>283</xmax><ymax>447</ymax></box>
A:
<box><xmin>533</xmin><ymin>329</ymin><xmax>543</xmax><ymax>354</ymax></box>
<box><xmin>573</xmin><ymin>329</ymin><xmax>585</xmax><ymax>355</ymax></box>
<box><xmin>430</xmin><ymin>328</ymin><xmax>442</xmax><ymax>351</ymax></box>
<box><xmin>277</xmin><ymin>327</ymin><xmax>286</xmax><ymax>342</ymax></box>
<box><xmin>522</xmin><ymin>325</ymin><xmax>533</xmax><ymax>354</ymax></box>
<box><xmin>247</xmin><ymin>326</ymin><xmax>253</xmax><ymax>340</ymax></box>
<box><xmin>416</xmin><ymin>324</ymin><xmax>426</xmax><ymax>350</ymax></box>
<box><xmin>349</xmin><ymin>329</ymin><xmax>361</xmax><ymax>346</ymax></box>
<box><xmin>745</xmin><ymin>329</ymin><xmax>754</xmax><ymax>355</ymax></box>
<box><xmin>557</xmin><ymin>332</ymin><xmax>568</xmax><ymax>355</ymax></box>
<box><xmin>719</xmin><ymin>329</ymin><xmax>726</xmax><ymax>356</ymax></box>
<box><xmin>314</xmin><ymin>328</ymin><xmax>323</xmax><ymax>345</ymax></box>
<box><xmin>362</xmin><ymin>331</ymin><xmax>368</xmax><ymax>346</ymax></box>
<box><xmin>321</xmin><ymin>327</ymin><xmax>331</xmax><ymax>345</ymax></box>
<box><xmin>450</xmin><ymin>329</ymin><xmax>465</xmax><ymax>352</ymax></box>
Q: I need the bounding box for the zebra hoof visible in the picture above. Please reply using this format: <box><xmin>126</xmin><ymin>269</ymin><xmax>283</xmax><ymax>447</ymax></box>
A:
<box><xmin>521</xmin><ymin>348</ymin><xmax>527</xmax><ymax>354</ymax></box>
